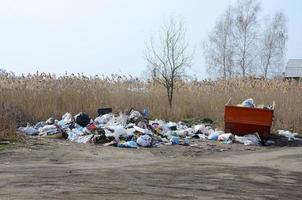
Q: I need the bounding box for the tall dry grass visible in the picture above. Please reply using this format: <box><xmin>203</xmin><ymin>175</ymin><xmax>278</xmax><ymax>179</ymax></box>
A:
<box><xmin>0</xmin><ymin>72</ymin><xmax>301</xmax><ymax>140</ymax></box>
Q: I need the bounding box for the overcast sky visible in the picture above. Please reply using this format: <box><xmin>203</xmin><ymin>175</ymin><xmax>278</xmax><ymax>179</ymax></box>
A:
<box><xmin>0</xmin><ymin>0</ymin><xmax>301</xmax><ymax>78</ymax></box>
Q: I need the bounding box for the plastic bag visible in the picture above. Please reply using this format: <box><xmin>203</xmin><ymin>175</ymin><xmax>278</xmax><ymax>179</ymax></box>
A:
<box><xmin>18</xmin><ymin>127</ymin><xmax>39</xmax><ymax>136</ymax></box>
<box><xmin>46</xmin><ymin>117</ymin><xmax>55</xmax><ymax>125</ymax></box>
<box><xmin>136</xmin><ymin>134</ymin><xmax>152</xmax><ymax>147</ymax></box>
<box><xmin>208</xmin><ymin>131</ymin><xmax>223</xmax><ymax>141</ymax></box>
<box><xmin>117</xmin><ymin>141</ymin><xmax>139</xmax><ymax>148</ymax></box>
<box><xmin>194</xmin><ymin>124</ymin><xmax>213</xmax><ymax>135</ymax></box>
<box><xmin>235</xmin><ymin>133</ymin><xmax>261</xmax><ymax>146</ymax></box>
<box><xmin>167</xmin><ymin>122</ymin><xmax>177</xmax><ymax>130</ymax></box>
<box><xmin>105</xmin><ymin>113</ymin><xmax>128</xmax><ymax>127</ymax></box>
<box><xmin>67</xmin><ymin>128</ymin><xmax>85</xmax><ymax>141</ymax></box>
<box><xmin>95</xmin><ymin>113</ymin><xmax>113</xmax><ymax>125</ymax></box>
<box><xmin>75</xmin><ymin>112</ymin><xmax>91</xmax><ymax>127</ymax></box>
<box><xmin>113</xmin><ymin>125</ymin><xmax>127</xmax><ymax>140</ymax></box>
<box><xmin>133</xmin><ymin>125</ymin><xmax>153</xmax><ymax>135</ymax></box>
<box><xmin>174</xmin><ymin>130</ymin><xmax>186</xmax><ymax>137</ymax></box>
<box><xmin>62</xmin><ymin>112</ymin><xmax>73</xmax><ymax>124</ymax></box>
<box><xmin>278</xmin><ymin>130</ymin><xmax>300</xmax><ymax>141</ymax></box>
<box><xmin>170</xmin><ymin>136</ymin><xmax>180</xmax><ymax>145</ymax></box>
<box><xmin>218</xmin><ymin>133</ymin><xmax>234</xmax><ymax>142</ymax></box>
<box><xmin>128</xmin><ymin>110</ymin><xmax>143</xmax><ymax>123</ymax></box>
<box><xmin>34</xmin><ymin>121</ymin><xmax>47</xmax><ymax>130</ymax></box>
<box><xmin>241</xmin><ymin>98</ymin><xmax>255</xmax><ymax>108</ymax></box>
<box><xmin>38</xmin><ymin>125</ymin><xmax>61</xmax><ymax>136</ymax></box>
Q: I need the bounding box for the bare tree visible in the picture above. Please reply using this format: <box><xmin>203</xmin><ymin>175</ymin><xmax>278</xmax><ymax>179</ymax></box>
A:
<box><xmin>204</xmin><ymin>6</ymin><xmax>235</xmax><ymax>79</ymax></box>
<box><xmin>203</xmin><ymin>0</ymin><xmax>288</xmax><ymax>79</ymax></box>
<box><xmin>260</xmin><ymin>12</ymin><xmax>288</xmax><ymax>78</ymax></box>
<box><xmin>145</xmin><ymin>18</ymin><xmax>192</xmax><ymax>108</ymax></box>
<box><xmin>233</xmin><ymin>0</ymin><xmax>260</xmax><ymax>77</ymax></box>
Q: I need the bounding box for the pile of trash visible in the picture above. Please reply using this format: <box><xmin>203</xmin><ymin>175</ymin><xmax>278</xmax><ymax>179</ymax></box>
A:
<box><xmin>236</xmin><ymin>98</ymin><xmax>274</xmax><ymax>109</ymax></box>
<box><xmin>17</xmin><ymin>107</ymin><xmax>271</xmax><ymax>148</ymax></box>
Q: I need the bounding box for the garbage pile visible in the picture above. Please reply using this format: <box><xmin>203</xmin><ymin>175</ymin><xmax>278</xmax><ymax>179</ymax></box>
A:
<box><xmin>17</xmin><ymin>108</ymin><xmax>270</xmax><ymax>148</ymax></box>
<box><xmin>237</xmin><ymin>98</ymin><xmax>274</xmax><ymax>109</ymax></box>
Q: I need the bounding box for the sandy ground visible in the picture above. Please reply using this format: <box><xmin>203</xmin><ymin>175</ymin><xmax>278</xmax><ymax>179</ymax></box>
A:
<box><xmin>0</xmin><ymin>138</ymin><xmax>302</xmax><ymax>200</ymax></box>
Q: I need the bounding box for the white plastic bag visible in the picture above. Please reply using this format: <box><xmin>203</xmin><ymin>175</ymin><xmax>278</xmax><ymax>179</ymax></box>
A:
<box><xmin>38</xmin><ymin>125</ymin><xmax>60</xmax><ymax>136</ymax></box>
<box><xmin>133</xmin><ymin>125</ymin><xmax>153</xmax><ymax>135</ymax></box>
<box><xmin>278</xmin><ymin>130</ymin><xmax>300</xmax><ymax>141</ymax></box>
<box><xmin>67</xmin><ymin>128</ymin><xmax>85</xmax><ymax>141</ymax></box>
<box><xmin>113</xmin><ymin>125</ymin><xmax>127</xmax><ymax>140</ymax></box>
<box><xmin>136</xmin><ymin>135</ymin><xmax>152</xmax><ymax>147</ymax></box>
<box><xmin>95</xmin><ymin>114</ymin><xmax>113</xmax><ymax>125</ymax></box>
<box><xmin>18</xmin><ymin>127</ymin><xmax>39</xmax><ymax>136</ymax></box>
<box><xmin>241</xmin><ymin>98</ymin><xmax>255</xmax><ymax>108</ymax></box>
<box><xmin>62</xmin><ymin>112</ymin><xmax>73</xmax><ymax>124</ymax></box>
<box><xmin>235</xmin><ymin>133</ymin><xmax>261</xmax><ymax>146</ymax></box>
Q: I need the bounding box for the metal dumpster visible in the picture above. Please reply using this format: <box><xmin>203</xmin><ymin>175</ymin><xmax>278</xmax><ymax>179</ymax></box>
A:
<box><xmin>224</xmin><ymin>105</ymin><xmax>274</xmax><ymax>139</ymax></box>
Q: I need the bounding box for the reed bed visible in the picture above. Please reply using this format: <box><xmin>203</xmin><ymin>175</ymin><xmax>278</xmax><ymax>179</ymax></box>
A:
<box><xmin>1</xmin><ymin>72</ymin><xmax>301</xmax><ymax>140</ymax></box>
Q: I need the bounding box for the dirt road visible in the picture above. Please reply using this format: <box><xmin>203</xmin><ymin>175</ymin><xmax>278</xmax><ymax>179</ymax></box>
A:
<box><xmin>0</xmin><ymin>138</ymin><xmax>301</xmax><ymax>200</ymax></box>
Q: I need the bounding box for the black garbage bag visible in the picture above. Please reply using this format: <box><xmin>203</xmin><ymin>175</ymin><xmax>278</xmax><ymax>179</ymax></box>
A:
<box><xmin>75</xmin><ymin>112</ymin><xmax>91</xmax><ymax>127</ymax></box>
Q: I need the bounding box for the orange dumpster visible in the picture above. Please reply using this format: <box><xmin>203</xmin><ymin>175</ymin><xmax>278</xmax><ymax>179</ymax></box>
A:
<box><xmin>224</xmin><ymin>105</ymin><xmax>274</xmax><ymax>139</ymax></box>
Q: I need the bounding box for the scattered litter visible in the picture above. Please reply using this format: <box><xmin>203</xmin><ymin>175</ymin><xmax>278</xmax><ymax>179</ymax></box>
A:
<box><xmin>0</xmin><ymin>141</ymin><xmax>10</xmax><ymax>145</ymax></box>
<box><xmin>278</xmin><ymin>130</ymin><xmax>301</xmax><ymax>141</ymax></box>
<box><xmin>16</xmin><ymin>105</ymin><xmax>300</xmax><ymax>149</ymax></box>
<box><xmin>235</xmin><ymin>133</ymin><xmax>261</xmax><ymax>146</ymax></box>
<box><xmin>18</xmin><ymin>126</ymin><xmax>39</xmax><ymax>136</ymax></box>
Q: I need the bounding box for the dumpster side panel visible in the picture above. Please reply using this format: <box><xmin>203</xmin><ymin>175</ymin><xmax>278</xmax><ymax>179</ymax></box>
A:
<box><xmin>224</xmin><ymin>105</ymin><xmax>273</xmax><ymax>139</ymax></box>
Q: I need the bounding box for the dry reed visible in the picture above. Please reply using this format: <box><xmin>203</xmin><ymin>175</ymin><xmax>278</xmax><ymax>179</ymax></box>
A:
<box><xmin>0</xmin><ymin>72</ymin><xmax>301</xmax><ymax>140</ymax></box>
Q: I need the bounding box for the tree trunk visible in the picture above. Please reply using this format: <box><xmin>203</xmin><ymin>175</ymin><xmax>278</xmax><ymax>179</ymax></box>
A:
<box><xmin>242</xmin><ymin>67</ymin><xmax>246</xmax><ymax>77</ymax></box>
<box><xmin>166</xmin><ymin>87</ymin><xmax>173</xmax><ymax>109</ymax></box>
<box><xmin>168</xmin><ymin>85</ymin><xmax>174</xmax><ymax>109</ymax></box>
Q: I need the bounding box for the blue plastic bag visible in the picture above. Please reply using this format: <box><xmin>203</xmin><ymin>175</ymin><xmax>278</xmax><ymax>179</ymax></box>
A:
<box><xmin>170</xmin><ymin>136</ymin><xmax>180</xmax><ymax>145</ymax></box>
<box><xmin>117</xmin><ymin>141</ymin><xmax>139</xmax><ymax>148</ymax></box>
<box><xmin>208</xmin><ymin>132</ymin><xmax>220</xmax><ymax>141</ymax></box>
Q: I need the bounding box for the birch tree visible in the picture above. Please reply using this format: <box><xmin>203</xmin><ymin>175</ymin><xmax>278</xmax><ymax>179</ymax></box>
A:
<box><xmin>260</xmin><ymin>12</ymin><xmax>288</xmax><ymax>78</ymax></box>
<box><xmin>204</xmin><ymin>7</ymin><xmax>235</xmax><ymax>79</ymax></box>
<box><xmin>233</xmin><ymin>0</ymin><xmax>260</xmax><ymax>77</ymax></box>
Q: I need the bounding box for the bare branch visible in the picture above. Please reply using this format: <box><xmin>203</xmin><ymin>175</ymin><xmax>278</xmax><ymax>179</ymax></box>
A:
<box><xmin>144</xmin><ymin>17</ymin><xmax>192</xmax><ymax>108</ymax></box>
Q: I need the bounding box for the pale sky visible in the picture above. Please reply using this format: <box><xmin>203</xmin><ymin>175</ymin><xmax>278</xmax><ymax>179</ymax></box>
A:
<box><xmin>0</xmin><ymin>0</ymin><xmax>301</xmax><ymax>78</ymax></box>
